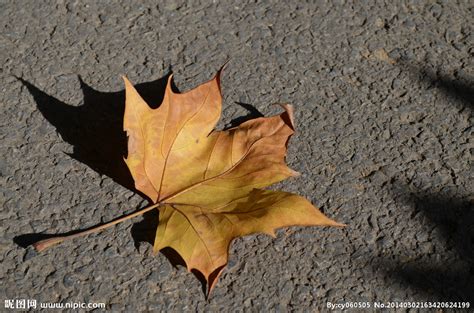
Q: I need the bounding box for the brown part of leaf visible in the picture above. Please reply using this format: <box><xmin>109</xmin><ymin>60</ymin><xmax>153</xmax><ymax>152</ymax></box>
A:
<box><xmin>123</xmin><ymin>70</ymin><xmax>223</xmax><ymax>202</ymax></box>
<box><xmin>123</xmin><ymin>68</ymin><xmax>344</xmax><ymax>293</ymax></box>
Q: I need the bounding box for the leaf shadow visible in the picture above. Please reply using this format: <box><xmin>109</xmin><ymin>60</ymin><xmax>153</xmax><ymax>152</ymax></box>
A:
<box><xmin>17</xmin><ymin>74</ymin><xmax>171</xmax><ymax>193</ymax></box>
<box><xmin>225</xmin><ymin>102</ymin><xmax>264</xmax><ymax>129</ymax></box>
<box><xmin>377</xmin><ymin>182</ymin><xmax>474</xmax><ymax>302</ymax></box>
<box><xmin>14</xmin><ymin>74</ymin><xmax>174</xmax><ymax>251</ymax></box>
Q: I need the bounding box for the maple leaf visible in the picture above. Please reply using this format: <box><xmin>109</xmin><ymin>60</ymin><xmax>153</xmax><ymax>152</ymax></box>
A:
<box><xmin>122</xmin><ymin>68</ymin><xmax>343</xmax><ymax>294</ymax></box>
<box><xmin>32</xmin><ymin>67</ymin><xmax>344</xmax><ymax>297</ymax></box>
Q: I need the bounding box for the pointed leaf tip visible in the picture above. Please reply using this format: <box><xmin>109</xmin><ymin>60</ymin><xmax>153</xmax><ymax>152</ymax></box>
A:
<box><xmin>280</xmin><ymin>103</ymin><xmax>295</xmax><ymax>130</ymax></box>
<box><xmin>122</xmin><ymin>75</ymin><xmax>132</xmax><ymax>86</ymax></box>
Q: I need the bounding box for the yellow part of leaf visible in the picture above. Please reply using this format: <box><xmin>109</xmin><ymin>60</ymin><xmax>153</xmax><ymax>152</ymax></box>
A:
<box><xmin>155</xmin><ymin>189</ymin><xmax>341</xmax><ymax>275</ymax></box>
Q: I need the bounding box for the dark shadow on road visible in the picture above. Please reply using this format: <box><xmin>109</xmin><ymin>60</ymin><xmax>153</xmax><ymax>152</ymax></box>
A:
<box><xmin>225</xmin><ymin>102</ymin><xmax>264</xmax><ymax>129</ymax></box>
<box><xmin>379</xmin><ymin>182</ymin><xmax>474</xmax><ymax>302</ymax></box>
<box><xmin>368</xmin><ymin>60</ymin><xmax>473</xmax><ymax>301</ymax></box>
<box><xmin>397</xmin><ymin>61</ymin><xmax>473</xmax><ymax>110</ymax></box>
<box><xmin>18</xmin><ymin>74</ymin><xmax>171</xmax><ymax>193</ymax></box>
<box><xmin>14</xmin><ymin>233</ymin><xmax>62</xmax><ymax>249</ymax></box>
<box><xmin>130</xmin><ymin>208</ymin><xmax>160</xmax><ymax>250</ymax></box>
<box><xmin>16</xmin><ymin>74</ymin><xmax>172</xmax><ymax>251</ymax></box>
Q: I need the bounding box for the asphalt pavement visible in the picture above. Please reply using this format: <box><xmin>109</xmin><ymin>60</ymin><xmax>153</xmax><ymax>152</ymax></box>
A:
<box><xmin>1</xmin><ymin>0</ymin><xmax>473</xmax><ymax>311</ymax></box>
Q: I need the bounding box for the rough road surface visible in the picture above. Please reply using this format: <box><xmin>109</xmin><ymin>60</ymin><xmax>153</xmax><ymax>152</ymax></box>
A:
<box><xmin>1</xmin><ymin>0</ymin><xmax>473</xmax><ymax>311</ymax></box>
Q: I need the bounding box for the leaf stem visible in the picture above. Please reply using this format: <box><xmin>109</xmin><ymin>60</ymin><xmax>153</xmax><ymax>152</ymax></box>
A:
<box><xmin>33</xmin><ymin>202</ymin><xmax>162</xmax><ymax>252</ymax></box>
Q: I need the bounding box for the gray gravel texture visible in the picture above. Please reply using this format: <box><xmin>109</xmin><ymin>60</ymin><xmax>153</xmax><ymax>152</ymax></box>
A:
<box><xmin>1</xmin><ymin>0</ymin><xmax>473</xmax><ymax>311</ymax></box>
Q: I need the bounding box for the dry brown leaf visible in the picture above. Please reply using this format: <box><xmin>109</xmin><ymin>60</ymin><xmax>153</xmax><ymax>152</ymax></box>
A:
<box><xmin>123</xmin><ymin>68</ymin><xmax>343</xmax><ymax>294</ymax></box>
<box><xmin>33</xmin><ymin>67</ymin><xmax>344</xmax><ymax>297</ymax></box>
